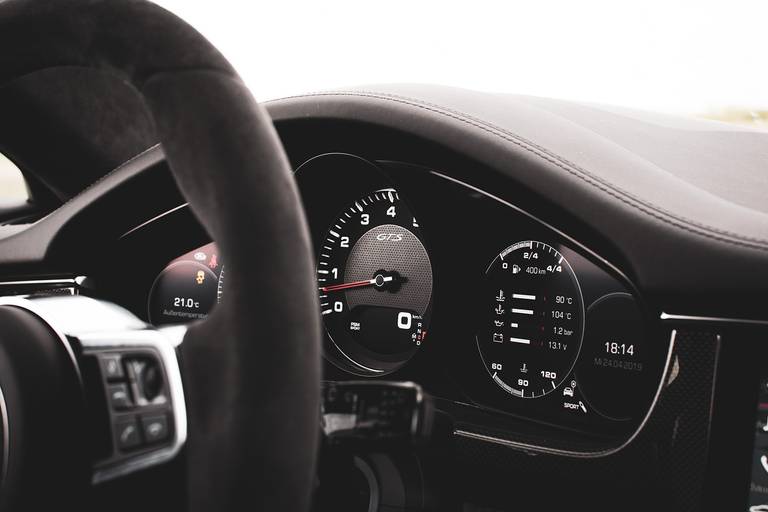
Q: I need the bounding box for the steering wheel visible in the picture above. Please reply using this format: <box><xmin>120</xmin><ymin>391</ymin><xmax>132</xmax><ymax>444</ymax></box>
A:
<box><xmin>0</xmin><ymin>1</ymin><xmax>321</xmax><ymax>510</ymax></box>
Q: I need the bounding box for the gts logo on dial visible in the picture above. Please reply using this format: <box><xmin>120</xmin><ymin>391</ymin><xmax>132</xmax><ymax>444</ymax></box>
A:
<box><xmin>376</xmin><ymin>233</ymin><xmax>404</xmax><ymax>242</ymax></box>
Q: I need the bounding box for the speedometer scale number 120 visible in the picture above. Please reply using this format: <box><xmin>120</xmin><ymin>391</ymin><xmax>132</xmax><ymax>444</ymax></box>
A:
<box><xmin>477</xmin><ymin>241</ymin><xmax>584</xmax><ymax>398</ymax></box>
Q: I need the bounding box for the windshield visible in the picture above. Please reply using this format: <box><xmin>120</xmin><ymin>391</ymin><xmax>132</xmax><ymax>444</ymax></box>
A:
<box><xmin>160</xmin><ymin>1</ymin><xmax>766</xmax><ymax>130</ymax></box>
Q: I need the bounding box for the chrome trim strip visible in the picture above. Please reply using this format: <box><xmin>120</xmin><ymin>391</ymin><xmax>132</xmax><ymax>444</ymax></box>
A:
<box><xmin>0</xmin><ymin>277</ymin><xmax>79</xmax><ymax>288</ymax></box>
<box><xmin>0</xmin><ymin>379</ymin><xmax>10</xmax><ymax>499</ymax></box>
<box><xmin>705</xmin><ymin>335</ymin><xmax>723</xmax><ymax>449</ymax></box>
<box><xmin>455</xmin><ymin>330</ymin><xmax>677</xmax><ymax>458</ymax></box>
<box><xmin>660</xmin><ymin>312</ymin><xmax>768</xmax><ymax>327</ymax></box>
<box><xmin>120</xmin><ymin>202</ymin><xmax>189</xmax><ymax>239</ymax></box>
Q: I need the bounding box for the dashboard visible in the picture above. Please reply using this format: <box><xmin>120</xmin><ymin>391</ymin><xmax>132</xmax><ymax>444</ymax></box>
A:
<box><xmin>109</xmin><ymin>152</ymin><xmax>670</xmax><ymax>452</ymax></box>
<box><xmin>0</xmin><ymin>79</ymin><xmax>766</xmax><ymax>510</ymax></box>
<box><xmin>1</xmin><ymin>16</ymin><xmax>767</xmax><ymax>507</ymax></box>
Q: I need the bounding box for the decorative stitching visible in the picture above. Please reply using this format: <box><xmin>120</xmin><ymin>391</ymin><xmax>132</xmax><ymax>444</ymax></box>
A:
<box><xmin>49</xmin><ymin>143</ymin><xmax>162</xmax><ymax>215</ymax></box>
<box><xmin>53</xmin><ymin>66</ymin><xmax>242</xmax><ymax>216</ymax></box>
<box><xmin>35</xmin><ymin>68</ymin><xmax>240</xmax><ymax>220</ymax></box>
<box><xmin>267</xmin><ymin>91</ymin><xmax>768</xmax><ymax>252</ymax></box>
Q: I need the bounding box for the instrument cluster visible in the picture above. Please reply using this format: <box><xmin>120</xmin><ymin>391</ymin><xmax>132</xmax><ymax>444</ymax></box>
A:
<box><xmin>137</xmin><ymin>153</ymin><xmax>670</xmax><ymax>447</ymax></box>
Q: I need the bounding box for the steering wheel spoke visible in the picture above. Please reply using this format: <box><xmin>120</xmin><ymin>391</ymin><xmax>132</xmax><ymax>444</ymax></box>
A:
<box><xmin>0</xmin><ymin>296</ymin><xmax>187</xmax><ymax>485</ymax></box>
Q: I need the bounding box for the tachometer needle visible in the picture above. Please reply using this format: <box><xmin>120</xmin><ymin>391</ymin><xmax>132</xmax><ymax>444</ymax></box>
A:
<box><xmin>320</xmin><ymin>275</ymin><xmax>394</xmax><ymax>293</ymax></box>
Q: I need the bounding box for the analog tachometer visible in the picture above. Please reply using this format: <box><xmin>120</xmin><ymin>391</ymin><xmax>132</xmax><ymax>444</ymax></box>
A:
<box><xmin>318</xmin><ymin>189</ymin><xmax>433</xmax><ymax>375</ymax></box>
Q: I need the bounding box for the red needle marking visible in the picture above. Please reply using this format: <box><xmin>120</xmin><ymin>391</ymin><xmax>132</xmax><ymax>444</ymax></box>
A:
<box><xmin>320</xmin><ymin>280</ymin><xmax>375</xmax><ymax>293</ymax></box>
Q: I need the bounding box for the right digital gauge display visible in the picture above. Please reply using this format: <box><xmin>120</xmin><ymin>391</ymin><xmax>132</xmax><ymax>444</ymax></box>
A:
<box><xmin>478</xmin><ymin>240</ymin><xmax>585</xmax><ymax>400</ymax></box>
<box><xmin>476</xmin><ymin>237</ymin><xmax>657</xmax><ymax>426</ymax></box>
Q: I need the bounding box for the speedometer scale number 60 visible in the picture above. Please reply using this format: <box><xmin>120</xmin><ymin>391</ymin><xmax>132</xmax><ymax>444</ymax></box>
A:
<box><xmin>318</xmin><ymin>189</ymin><xmax>433</xmax><ymax>375</ymax></box>
<box><xmin>477</xmin><ymin>241</ymin><xmax>584</xmax><ymax>398</ymax></box>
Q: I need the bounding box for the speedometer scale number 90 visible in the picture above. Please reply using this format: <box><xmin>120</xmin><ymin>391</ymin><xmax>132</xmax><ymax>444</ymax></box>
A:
<box><xmin>318</xmin><ymin>189</ymin><xmax>433</xmax><ymax>375</ymax></box>
<box><xmin>477</xmin><ymin>241</ymin><xmax>584</xmax><ymax>398</ymax></box>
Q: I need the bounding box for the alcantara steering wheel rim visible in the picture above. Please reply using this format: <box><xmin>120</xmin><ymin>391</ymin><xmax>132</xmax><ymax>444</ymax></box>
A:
<box><xmin>0</xmin><ymin>1</ymin><xmax>322</xmax><ymax>510</ymax></box>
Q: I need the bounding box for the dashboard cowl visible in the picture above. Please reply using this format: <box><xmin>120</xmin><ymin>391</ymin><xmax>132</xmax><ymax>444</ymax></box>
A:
<box><xmin>266</xmin><ymin>86</ymin><xmax>768</xmax><ymax>318</ymax></box>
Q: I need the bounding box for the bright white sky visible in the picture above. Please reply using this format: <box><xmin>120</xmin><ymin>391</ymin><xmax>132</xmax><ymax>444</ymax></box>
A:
<box><xmin>154</xmin><ymin>0</ymin><xmax>768</xmax><ymax>115</ymax></box>
<box><xmin>3</xmin><ymin>0</ymin><xmax>767</xmax><ymax>200</ymax></box>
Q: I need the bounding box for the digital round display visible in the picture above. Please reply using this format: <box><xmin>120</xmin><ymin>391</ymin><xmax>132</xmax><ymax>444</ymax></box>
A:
<box><xmin>477</xmin><ymin>241</ymin><xmax>584</xmax><ymax>398</ymax></box>
<box><xmin>147</xmin><ymin>243</ymin><xmax>223</xmax><ymax>325</ymax></box>
<box><xmin>577</xmin><ymin>293</ymin><xmax>649</xmax><ymax>420</ymax></box>
<box><xmin>318</xmin><ymin>189</ymin><xmax>433</xmax><ymax>375</ymax></box>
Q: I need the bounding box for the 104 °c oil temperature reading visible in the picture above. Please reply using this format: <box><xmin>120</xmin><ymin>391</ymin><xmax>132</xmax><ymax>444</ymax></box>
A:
<box><xmin>477</xmin><ymin>241</ymin><xmax>585</xmax><ymax>399</ymax></box>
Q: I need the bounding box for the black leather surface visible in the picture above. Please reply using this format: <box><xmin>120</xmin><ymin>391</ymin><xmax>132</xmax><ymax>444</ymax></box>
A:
<box><xmin>266</xmin><ymin>85</ymin><xmax>768</xmax><ymax>315</ymax></box>
<box><xmin>0</xmin><ymin>1</ymin><xmax>321</xmax><ymax>511</ymax></box>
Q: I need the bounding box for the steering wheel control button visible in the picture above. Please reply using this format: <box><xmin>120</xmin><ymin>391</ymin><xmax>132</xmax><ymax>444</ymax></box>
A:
<box><xmin>99</xmin><ymin>354</ymin><xmax>124</xmax><ymax>380</ymax></box>
<box><xmin>84</xmin><ymin>346</ymin><xmax>180</xmax><ymax>477</ymax></box>
<box><xmin>108</xmin><ymin>383</ymin><xmax>133</xmax><ymax>411</ymax></box>
<box><xmin>141</xmin><ymin>414</ymin><xmax>170</xmax><ymax>444</ymax></box>
<box><xmin>139</xmin><ymin>363</ymin><xmax>164</xmax><ymax>402</ymax></box>
<box><xmin>126</xmin><ymin>357</ymin><xmax>167</xmax><ymax>406</ymax></box>
<box><xmin>115</xmin><ymin>417</ymin><xmax>142</xmax><ymax>451</ymax></box>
